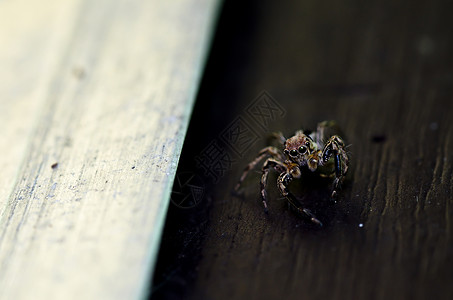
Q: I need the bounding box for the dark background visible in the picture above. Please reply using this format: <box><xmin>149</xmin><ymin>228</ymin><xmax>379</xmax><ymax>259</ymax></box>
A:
<box><xmin>151</xmin><ymin>0</ymin><xmax>453</xmax><ymax>299</ymax></box>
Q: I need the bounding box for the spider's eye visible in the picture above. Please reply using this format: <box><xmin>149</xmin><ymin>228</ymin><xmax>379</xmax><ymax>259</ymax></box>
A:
<box><xmin>298</xmin><ymin>146</ymin><xmax>307</xmax><ymax>154</ymax></box>
<box><xmin>289</xmin><ymin>149</ymin><xmax>298</xmax><ymax>157</ymax></box>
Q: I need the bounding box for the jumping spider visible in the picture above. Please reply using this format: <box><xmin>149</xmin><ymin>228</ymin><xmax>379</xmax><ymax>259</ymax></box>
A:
<box><xmin>235</xmin><ymin>121</ymin><xmax>349</xmax><ymax>226</ymax></box>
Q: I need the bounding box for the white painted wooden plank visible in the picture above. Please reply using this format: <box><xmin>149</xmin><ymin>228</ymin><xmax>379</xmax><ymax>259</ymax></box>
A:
<box><xmin>0</xmin><ymin>0</ymin><xmax>82</xmax><ymax>211</ymax></box>
<box><xmin>0</xmin><ymin>0</ymin><xmax>220</xmax><ymax>299</ymax></box>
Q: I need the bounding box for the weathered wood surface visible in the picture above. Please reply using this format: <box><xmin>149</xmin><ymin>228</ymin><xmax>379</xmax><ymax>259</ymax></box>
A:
<box><xmin>152</xmin><ymin>0</ymin><xmax>453</xmax><ymax>299</ymax></box>
<box><xmin>0</xmin><ymin>0</ymin><xmax>220</xmax><ymax>299</ymax></box>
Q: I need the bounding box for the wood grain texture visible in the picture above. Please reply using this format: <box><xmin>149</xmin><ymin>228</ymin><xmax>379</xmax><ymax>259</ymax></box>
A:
<box><xmin>152</xmin><ymin>0</ymin><xmax>453</xmax><ymax>299</ymax></box>
<box><xmin>0</xmin><ymin>0</ymin><xmax>220</xmax><ymax>299</ymax></box>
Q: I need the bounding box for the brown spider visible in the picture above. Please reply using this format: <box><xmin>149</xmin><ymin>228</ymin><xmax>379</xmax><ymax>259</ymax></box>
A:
<box><xmin>235</xmin><ymin>121</ymin><xmax>349</xmax><ymax>226</ymax></box>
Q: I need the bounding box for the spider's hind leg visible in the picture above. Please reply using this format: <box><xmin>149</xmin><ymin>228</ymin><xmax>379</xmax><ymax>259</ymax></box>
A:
<box><xmin>268</xmin><ymin>131</ymin><xmax>286</xmax><ymax>145</ymax></box>
<box><xmin>315</xmin><ymin>120</ymin><xmax>343</xmax><ymax>142</ymax></box>
<box><xmin>234</xmin><ymin>146</ymin><xmax>281</xmax><ymax>192</ymax></box>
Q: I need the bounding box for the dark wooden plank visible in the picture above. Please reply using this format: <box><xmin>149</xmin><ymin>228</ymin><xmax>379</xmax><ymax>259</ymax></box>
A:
<box><xmin>151</xmin><ymin>0</ymin><xmax>453</xmax><ymax>299</ymax></box>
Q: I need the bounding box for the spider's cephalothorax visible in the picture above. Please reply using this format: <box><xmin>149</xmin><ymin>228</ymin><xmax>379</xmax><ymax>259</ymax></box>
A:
<box><xmin>235</xmin><ymin>121</ymin><xmax>349</xmax><ymax>226</ymax></box>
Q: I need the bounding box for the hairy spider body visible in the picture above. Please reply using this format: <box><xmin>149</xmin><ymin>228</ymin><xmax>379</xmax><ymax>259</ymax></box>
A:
<box><xmin>235</xmin><ymin>121</ymin><xmax>349</xmax><ymax>226</ymax></box>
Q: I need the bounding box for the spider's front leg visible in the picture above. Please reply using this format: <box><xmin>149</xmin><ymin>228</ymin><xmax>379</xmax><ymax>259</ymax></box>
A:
<box><xmin>277</xmin><ymin>170</ymin><xmax>323</xmax><ymax>226</ymax></box>
<box><xmin>322</xmin><ymin>135</ymin><xmax>349</xmax><ymax>200</ymax></box>
<box><xmin>259</xmin><ymin>158</ymin><xmax>286</xmax><ymax>213</ymax></box>
<box><xmin>234</xmin><ymin>146</ymin><xmax>281</xmax><ymax>192</ymax></box>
